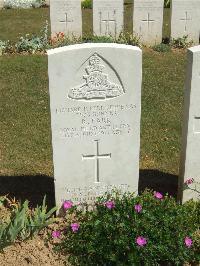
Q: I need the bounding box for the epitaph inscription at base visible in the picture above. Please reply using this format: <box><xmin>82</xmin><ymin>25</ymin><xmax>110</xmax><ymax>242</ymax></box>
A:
<box><xmin>48</xmin><ymin>44</ymin><xmax>142</xmax><ymax>207</ymax></box>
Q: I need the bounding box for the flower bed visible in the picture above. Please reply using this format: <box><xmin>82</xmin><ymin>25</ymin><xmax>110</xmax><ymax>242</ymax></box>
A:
<box><xmin>54</xmin><ymin>190</ymin><xmax>200</xmax><ymax>265</ymax></box>
<box><xmin>0</xmin><ymin>190</ymin><xmax>199</xmax><ymax>265</ymax></box>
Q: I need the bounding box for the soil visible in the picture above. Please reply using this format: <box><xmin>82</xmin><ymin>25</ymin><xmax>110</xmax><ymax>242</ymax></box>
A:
<box><xmin>0</xmin><ymin>200</ymin><xmax>70</xmax><ymax>266</ymax></box>
<box><xmin>0</xmin><ymin>233</ymin><xmax>68</xmax><ymax>266</ymax></box>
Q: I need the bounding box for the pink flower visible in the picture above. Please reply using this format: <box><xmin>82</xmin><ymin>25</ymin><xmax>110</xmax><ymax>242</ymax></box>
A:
<box><xmin>105</xmin><ymin>200</ymin><xmax>115</xmax><ymax>209</ymax></box>
<box><xmin>134</xmin><ymin>204</ymin><xmax>142</xmax><ymax>213</ymax></box>
<box><xmin>52</xmin><ymin>230</ymin><xmax>61</xmax><ymax>239</ymax></box>
<box><xmin>71</xmin><ymin>223</ymin><xmax>80</xmax><ymax>232</ymax></box>
<box><xmin>63</xmin><ymin>200</ymin><xmax>73</xmax><ymax>210</ymax></box>
<box><xmin>154</xmin><ymin>191</ymin><xmax>163</xmax><ymax>199</ymax></box>
<box><xmin>184</xmin><ymin>178</ymin><xmax>194</xmax><ymax>185</ymax></box>
<box><xmin>184</xmin><ymin>237</ymin><xmax>193</xmax><ymax>248</ymax></box>
<box><xmin>136</xmin><ymin>236</ymin><xmax>147</xmax><ymax>246</ymax></box>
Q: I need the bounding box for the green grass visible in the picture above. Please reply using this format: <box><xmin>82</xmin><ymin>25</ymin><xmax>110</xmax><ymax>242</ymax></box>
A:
<box><xmin>0</xmin><ymin>51</ymin><xmax>186</xmax><ymax>176</ymax></box>
<box><xmin>0</xmin><ymin>8</ymin><xmax>49</xmax><ymax>42</ymax></box>
<box><xmin>0</xmin><ymin>7</ymin><xmax>184</xmax><ymax>178</ymax></box>
<box><xmin>0</xmin><ymin>55</ymin><xmax>53</xmax><ymax>176</ymax></box>
<box><xmin>141</xmin><ymin>51</ymin><xmax>186</xmax><ymax>173</ymax></box>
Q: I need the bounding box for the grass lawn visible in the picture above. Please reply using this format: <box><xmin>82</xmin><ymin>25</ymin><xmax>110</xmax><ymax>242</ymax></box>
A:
<box><xmin>0</xmin><ymin>51</ymin><xmax>186</xmax><ymax>178</ymax></box>
<box><xmin>0</xmin><ymin>7</ymin><xmax>186</xmax><ymax>197</ymax></box>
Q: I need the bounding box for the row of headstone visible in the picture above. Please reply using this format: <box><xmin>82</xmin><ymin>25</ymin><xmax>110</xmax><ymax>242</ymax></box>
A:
<box><xmin>47</xmin><ymin>42</ymin><xmax>199</xmax><ymax>208</ymax></box>
<box><xmin>50</xmin><ymin>0</ymin><xmax>200</xmax><ymax>46</ymax></box>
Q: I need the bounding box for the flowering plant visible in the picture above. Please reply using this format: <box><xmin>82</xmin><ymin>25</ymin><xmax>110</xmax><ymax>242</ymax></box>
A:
<box><xmin>4</xmin><ymin>0</ymin><xmax>45</xmax><ymax>9</ymax></box>
<box><xmin>183</xmin><ymin>178</ymin><xmax>200</xmax><ymax>198</ymax></box>
<box><xmin>56</xmin><ymin>190</ymin><xmax>199</xmax><ymax>265</ymax></box>
<box><xmin>0</xmin><ymin>40</ymin><xmax>11</xmax><ymax>55</ymax></box>
<box><xmin>15</xmin><ymin>21</ymin><xmax>49</xmax><ymax>53</ymax></box>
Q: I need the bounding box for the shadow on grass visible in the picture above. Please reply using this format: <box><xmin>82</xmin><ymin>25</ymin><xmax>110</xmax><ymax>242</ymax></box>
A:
<box><xmin>0</xmin><ymin>175</ymin><xmax>55</xmax><ymax>209</ymax></box>
<box><xmin>139</xmin><ymin>169</ymin><xmax>178</xmax><ymax>198</ymax></box>
<box><xmin>0</xmin><ymin>170</ymin><xmax>178</xmax><ymax>208</ymax></box>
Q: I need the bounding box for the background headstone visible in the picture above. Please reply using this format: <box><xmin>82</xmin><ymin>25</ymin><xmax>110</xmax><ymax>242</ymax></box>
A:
<box><xmin>0</xmin><ymin>0</ymin><xmax>4</xmax><ymax>9</ymax></box>
<box><xmin>93</xmin><ymin>0</ymin><xmax>124</xmax><ymax>37</ymax></box>
<box><xmin>179</xmin><ymin>45</ymin><xmax>200</xmax><ymax>202</ymax></box>
<box><xmin>48</xmin><ymin>43</ymin><xmax>142</xmax><ymax>207</ymax></box>
<box><xmin>50</xmin><ymin>0</ymin><xmax>82</xmax><ymax>38</ymax></box>
<box><xmin>45</xmin><ymin>0</ymin><xmax>50</xmax><ymax>5</ymax></box>
<box><xmin>133</xmin><ymin>0</ymin><xmax>164</xmax><ymax>46</ymax></box>
<box><xmin>171</xmin><ymin>0</ymin><xmax>200</xmax><ymax>44</ymax></box>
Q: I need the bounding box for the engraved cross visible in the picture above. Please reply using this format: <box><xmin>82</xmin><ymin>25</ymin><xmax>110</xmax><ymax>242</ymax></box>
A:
<box><xmin>180</xmin><ymin>11</ymin><xmax>191</xmax><ymax>31</ymax></box>
<box><xmin>194</xmin><ymin>116</ymin><xmax>200</xmax><ymax>133</ymax></box>
<box><xmin>59</xmin><ymin>13</ymin><xmax>73</xmax><ymax>31</ymax></box>
<box><xmin>100</xmin><ymin>11</ymin><xmax>116</xmax><ymax>35</ymax></box>
<box><xmin>82</xmin><ymin>140</ymin><xmax>111</xmax><ymax>183</ymax></box>
<box><xmin>141</xmin><ymin>13</ymin><xmax>155</xmax><ymax>30</ymax></box>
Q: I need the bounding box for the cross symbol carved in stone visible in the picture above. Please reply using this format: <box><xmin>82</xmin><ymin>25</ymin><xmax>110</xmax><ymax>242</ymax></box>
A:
<box><xmin>194</xmin><ymin>116</ymin><xmax>200</xmax><ymax>133</ymax></box>
<box><xmin>100</xmin><ymin>11</ymin><xmax>117</xmax><ymax>35</ymax></box>
<box><xmin>141</xmin><ymin>13</ymin><xmax>155</xmax><ymax>30</ymax></box>
<box><xmin>82</xmin><ymin>140</ymin><xmax>111</xmax><ymax>183</ymax></box>
<box><xmin>180</xmin><ymin>11</ymin><xmax>191</xmax><ymax>32</ymax></box>
<box><xmin>59</xmin><ymin>13</ymin><xmax>74</xmax><ymax>31</ymax></box>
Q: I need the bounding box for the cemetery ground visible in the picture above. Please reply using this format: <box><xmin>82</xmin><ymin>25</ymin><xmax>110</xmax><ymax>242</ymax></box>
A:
<box><xmin>0</xmin><ymin>5</ymin><xmax>199</xmax><ymax>266</ymax></box>
<box><xmin>0</xmin><ymin>6</ymin><xmax>178</xmax><ymax>189</ymax></box>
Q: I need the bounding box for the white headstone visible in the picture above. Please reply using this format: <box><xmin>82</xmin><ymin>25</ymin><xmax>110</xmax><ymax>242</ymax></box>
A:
<box><xmin>48</xmin><ymin>43</ymin><xmax>142</xmax><ymax>207</ymax></box>
<box><xmin>50</xmin><ymin>0</ymin><xmax>82</xmax><ymax>38</ymax></box>
<box><xmin>171</xmin><ymin>0</ymin><xmax>200</xmax><ymax>45</ymax></box>
<box><xmin>93</xmin><ymin>0</ymin><xmax>124</xmax><ymax>37</ymax></box>
<box><xmin>179</xmin><ymin>45</ymin><xmax>200</xmax><ymax>202</ymax></box>
<box><xmin>0</xmin><ymin>0</ymin><xmax>4</xmax><ymax>9</ymax></box>
<box><xmin>133</xmin><ymin>0</ymin><xmax>164</xmax><ymax>46</ymax></box>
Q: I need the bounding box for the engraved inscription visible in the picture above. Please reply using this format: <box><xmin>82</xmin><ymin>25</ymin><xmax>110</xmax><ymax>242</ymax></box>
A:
<box><xmin>82</xmin><ymin>140</ymin><xmax>111</xmax><ymax>183</ymax></box>
<box><xmin>141</xmin><ymin>13</ymin><xmax>155</xmax><ymax>30</ymax></box>
<box><xmin>180</xmin><ymin>11</ymin><xmax>192</xmax><ymax>32</ymax></box>
<box><xmin>68</xmin><ymin>53</ymin><xmax>124</xmax><ymax>101</ymax></box>
<box><xmin>61</xmin><ymin>184</ymin><xmax>130</xmax><ymax>204</ymax></box>
<box><xmin>59</xmin><ymin>12</ymin><xmax>74</xmax><ymax>31</ymax></box>
<box><xmin>61</xmin><ymin>123</ymin><xmax>131</xmax><ymax>138</ymax></box>
<box><xmin>56</xmin><ymin>104</ymin><xmax>136</xmax><ymax>139</ymax></box>
<box><xmin>99</xmin><ymin>11</ymin><xmax>117</xmax><ymax>36</ymax></box>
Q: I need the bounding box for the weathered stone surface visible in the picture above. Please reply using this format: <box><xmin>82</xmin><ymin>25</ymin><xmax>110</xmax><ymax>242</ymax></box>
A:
<box><xmin>133</xmin><ymin>0</ymin><xmax>164</xmax><ymax>46</ymax></box>
<box><xmin>179</xmin><ymin>45</ymin><xmax>200</xmax><ymax>202</ymax></box>
<box><xmin>48</xmin><ymin>43</ymin><xmax>142</xmax><ymax>207</ymax></box>
<box><xmin>50</xmin><ymin>0</ymin><xmax>82</xmax><ymax>38</ymax></box>
<box><xmin>171</xmin><ymin>0</ymin><xmax>200</xmax><ymax>44</ymax></box>
<box><xmin>93</xmin><ymin>0</ymin><xmax>123</xmax><ymax>37</ymax></box>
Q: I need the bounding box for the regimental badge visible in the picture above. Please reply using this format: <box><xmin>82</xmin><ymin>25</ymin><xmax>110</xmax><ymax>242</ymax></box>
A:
<box><xmin>68</xmin><ymin>53</ymin><xmax>124</xmax><ymax>101</ymax></box>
